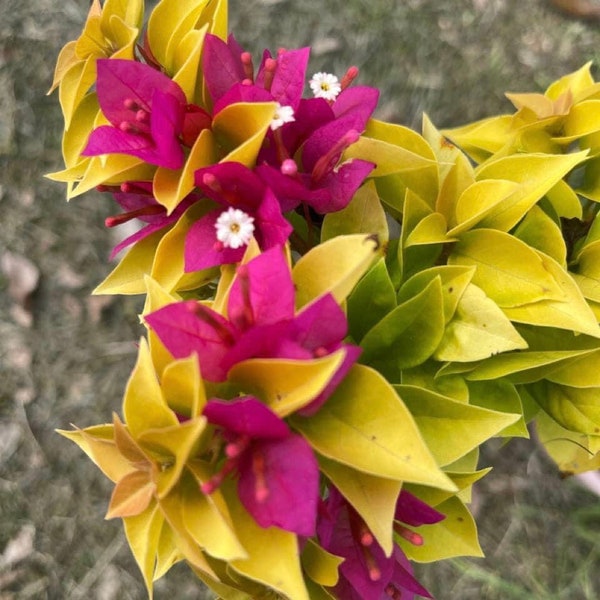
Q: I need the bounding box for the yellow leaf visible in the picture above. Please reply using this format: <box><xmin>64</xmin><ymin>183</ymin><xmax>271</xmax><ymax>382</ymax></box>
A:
<box><xmin>301</xmin><ymin>538</ymin><xmax>343</xmax><ymax>587</ymax></box>
<box><xmin>293</xmin><ymin>234</ymin><xmax>382</xmax><ymax>309</ymax></box>
<box><xmin>227</xmin><ymin>350</ymin><xmax>347</xmax><ymax>417</ymax></box>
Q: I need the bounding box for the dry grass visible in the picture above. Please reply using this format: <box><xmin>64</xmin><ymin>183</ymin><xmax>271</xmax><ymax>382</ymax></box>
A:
<box><xmin>2</xmin><ymin>0</ymin><xmax>600</xmax><ymax>597</ymax></box>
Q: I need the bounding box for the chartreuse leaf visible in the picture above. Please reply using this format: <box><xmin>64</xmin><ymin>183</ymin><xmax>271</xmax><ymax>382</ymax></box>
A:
<box><xmin>93</xmin><ymin>230</ymin><xmax>164</xmax><ymax>295</ymax></box>
<box><xmin>435</xmin><ymin>149</ymin><xmax>476</xmax><ymax>223</ymax></box>
<box><xmin>554</xmin><ymin>100</ymin><xmax>600</xmax><ymax>143</ymax></box>
<box><xmin>403</xmin><ymin>361</ymin><xmax>470</xmax><ymax>402</ymax></box>
<box><xmin>572</xmin><ymin>241</ymin><xmax>600</xmax><ymax>302</ymax></box>
<box><xmin>301</xmin><ymin>538</ymin><xmax>343</xmax><ymax>587</ymax></box>
<box><xmin>154</xmin><ymin>524</ymin><xmax>181</xmax><ymax>581</ymax></box>
<box><xmin>474</xmin><ymin>151</ymin><xmax>588</xmax><ymax>232</ymax></box>
<box><xmin>405</xmin><ymin>212</ymin><xmax>451</xmax><ymax>246</ymax></box>
<box><xmin>139</xmin><ymin>417</ymin><xmax>207</xmax><ymax>498</ymax></box>
<box><xmin>545</xmin><ymin>348</ymin><xmax>600</xmax><ymax>387</ymax></box>
<box><xmin>161</xmin><ymin>354</ymin><xmax>206</xmax><ymax>418</ymax></box>
<box><xmin>422</xmin><ymin>113</ymin><xmax>468</xmax><ymax>186</ymax></box>
<box><xmin>182</xmin><ymin>464</ymin><xmax>247</xmax><ymax>562</ymax></box>
<box><xmin>360</xmin><ymin>277</ymin><xmax>445</xmax><ymax>379</ymax></box>
<box><xmin>147</xmin><ymin>0</ymin><xmax>208</xmax><ymax>73</ymax></box>
<box><xmin>345</xmin><ymin>119</ymin><xmax>439</xmax><ymax>207</ymax></box>
<box><xmin>513</xmin><ymin>205</ymin><xmax>567</xmax><ymax>265</ymax></box>
<box><xmin>461</xmin><ymin>349</ymin><xmax>595</xmax><ymax>384</ymax></box>
<box><xmin>546</xmin><ymin>62</ymin><xmax>596</xmax><ymax>101</ymax></box>
<box><xmin>213</xmin><ymin>103</ymin><xmax>275</xmax><ymax>165</ymax></box>
<box><xmin>221</xmin><ymin>481</ymin><xmax>310</xmax><ymax>600</ymax></box>
<box><xmin>446</xmin><ymin>179</ymin><xmax>519</xmax><ymax>235</ymax></box>
<box><xmin>529</xmin><ymin>381</ymin><xmax>600</xmax><ymax>436</ymax></box>
<box><xmin>395</xmin><ymin>385</ymin><xmax>520</xmax><ymax>467</ymax></box>
<box><xmin>400</xmin><ymin>191</ymin><xmax>443</xmax><ymax>282</ymax></box>
<box><xmin>305</xmin><ymin>580</ymin><xmax>336</xmax><ymax>600</ymax></box>
<box><xmin>398</xmin><ymin>265</ymin><xmax>475</xmax><ymax>325</ymax></box>
<box><xmin>100</xmin><ymin>0</ymin><xmax>144</xmax><ymax>31</ymax></box>
<box><xmin>159</xmin><ymin>486</ymin><xmax>218</xmax><ymax>578</ymax></box>
<box><xmin>449</xmin><ymin>229</ymin><xmax>564</xmax><ymax>307</ymax></box>
<box><xmin>535</xmin><ymin>410</ymin><xmax>600</xmax><ymax>475</ymax></box>
<box><xmin>442</xmin><ymin>114</ymin><xmax>514</xmax><ymax>164</ymax></box>
<box><xmin>61</xmin><ymin>92</ymin><xmax>99</xmax><ymax>167</ymax></box>
<box><xmin>58</xmin><ymin>56</ymin><xmax>98</xmax><ymax>130</ymax></box>
<box><xmin>467</xmin><ymin>380</ymin><xmax>529</xmax><ymax>438</ymax></box>
<box><xmin>545</xmin><ymin>179</ymin><xmax>583</xmax><ymax>219</ymax></box>
<box><xmin>290</xmin><ymin>364</ymin><xmax>456</xmax><ymax>491</ymax></box>
<box><xmin>347</xmin><ymin>258</ymin><xmax>397</xmax><ymax>343</ymax></box>
<box><xmin>123</xmin><ymin>503</ymin><xmax>165</xmax><ymax>598</ymax></box>
<box><xmin>503</xmin><ymin>251</ymin><xmax>600</xmax><ymax>338</ymax></box>
<box><xmin>68</xmin><ymin>155</ymin><xmax>155</xmax><ymax>199</ymax></box>
<box><xmin>123</xmin><ymin>338</ymin><xmax>178</xmax><ymax>440</ymax></box>
<box><xmin>403</xmin><ymin>467</ymin><xmax>490</xmax><ymax>509</ymax></box>
<box><xmin>434</xmin><ymin>283</ymin><xmax>528</xmax><ymax>362</ymax></box>
<box><xmin>227</xmin><ymin>350</ymin><xmax>346</xmax><ymax>417</ymax></box>
<box><xmin>172</xmin><ymin>27</ymin><xmax>207</xmax><ymax>101</ymax></box>
<box><xmin>142</xmin><ymin>276</ymin><xmax>179</xmax><ymax>378</ymax></box>
<box><xmin>293</xmin><ymin>234</ymin><xmax>382</xmax><ymax>309</ymax></box>
<box><xmin>321</xmin><ymin>180</ymin><xmax>389</xmax><ymax>243</ymax></box>
<box><xmin>153</xmin><ymin>129</ymin><xmax>218</xmax><ymax>213</ymax></box>
<box><xmin>398</xmin><ymin>495</ymin><xmax>483</xmax><ymax>561</ymax></box>
<box><xmin>318</xmin><ymin>454</ymin><xmax>401</xmax><ymax>556</ymax></box>
<box><xmin>57</xmin><ymin>424</ymin><xmax>134</xmax><ymax>483</ymax></box>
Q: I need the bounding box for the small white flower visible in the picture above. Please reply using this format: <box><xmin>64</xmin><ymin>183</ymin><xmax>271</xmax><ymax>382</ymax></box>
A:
<box><xmin>309</xmin><ymin>72</ymin><xmax>341</xmax><ymax>101</ymax></box>
<box><xmin>215</xmin><ymin>208</ymin><xmax>255</xmax><ymax>249</ymax></box>
<box><xmin>270</xmin><ymin>103</ymin><xmax>296</xmax><ymax>131</ymax></box>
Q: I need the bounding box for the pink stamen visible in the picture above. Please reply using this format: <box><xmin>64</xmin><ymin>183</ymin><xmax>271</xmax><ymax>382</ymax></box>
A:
<box><xmin>263</xmin><ymin>58</ymin><xmax>277</xmax><ymax>92</ymax></box>
<box><xmin>123</xmin><ymin>98</ymin><xmax>140</xmax><ymax>111</ymax></box>
<box><xmin>281</xmin><ymin>159</ymin><xmax>298</xmax><ymax>177</ymax></box>
<box><xmin>394</xmin><ymin>523</ymin><xmax>424</xmax><ymax>546</ymax></box>
<box><xmin>225</xmin><ymin>435</ymin><xmax>251</xmax><ymax>458</ymax></box>
<box><xmin>252</xmin><ymin>450</ymin><xmax>269</xmax><ymax>503</ymax></box>
<box><xmin>235</xmin><ymin>264</ymin><xmax>255</xmax><ymax>329</ymax></box>
<box><xmin>341</xmin><ymin>66</ymin><xmax>359</xmax><ymax>91</ymax></box>
<box><xmin>311</xmin><ymin>129</ymin><xmax>360</xmax><ymax>183</ymax></box>
<box><xmin>104</xmin><ymin>204</ymin><xmax>164</xmax><ymax>227</ymax></box>
<box><xmin>135</xmin><ymin>109</ymin><xmax>149</xmax><ymax>123</ymax></box>
<box><xmin>385</xmin><ymin>584</ymin><xmax>402</xmax><ymax>599</ymax></box>
<box><xmin>202</xmin><ymin>172</ymin><xmax>222</xmax><ymax>193</ymax></box>
<box><xmin>313</xmin><ymin>346</ymin><xmax>329</xmax><ymax>358</ymax></box>
<box><xmin>241</xmin><ymin>52</ymin><xmax>254</xmax><ymax>82</ymax></box>
<box><xmin>119</xmin><ymin>121</ymin><xmax>140</xmax><ymax>134</ymax></box>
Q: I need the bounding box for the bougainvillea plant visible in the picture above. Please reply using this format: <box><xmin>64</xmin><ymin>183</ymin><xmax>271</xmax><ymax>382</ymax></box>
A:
<box><xmin>49</xmin><ymin>0</ymin><xmax>600</xmax><ymax>598</ymax></box>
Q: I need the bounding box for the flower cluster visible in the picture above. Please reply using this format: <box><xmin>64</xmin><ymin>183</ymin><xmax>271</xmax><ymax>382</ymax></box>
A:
<box><xmin>50</xmin><ymin>0</ymin><xmax>600</xmax><ymax>598</ymax></box>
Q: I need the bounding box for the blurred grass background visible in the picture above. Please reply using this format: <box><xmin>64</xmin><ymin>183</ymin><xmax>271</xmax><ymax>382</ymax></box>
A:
<box><xmin>1</xmin><ymin>0</ymin><xmax>600</xmax><ymax>598</ymax></box>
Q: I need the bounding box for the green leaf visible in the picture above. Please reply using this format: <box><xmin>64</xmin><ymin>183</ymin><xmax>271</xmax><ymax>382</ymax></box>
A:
<box><xmin>290</xmin><ymin>364</ymin><xmax>456</xmax><ymax>491</ymax></box>
<box><xmin>318</xmin><ymin>454</ymin><xmax>401</xmax><ymax>555</ymax></box>
<box><xmin>434</xmin><ymin>283</ymin><xmax>528</xmax><ymax>362</ymax></box>
<box><xmin>448</xmin><ymin>229</ymin><xmax>565</xmax><ymax>307</ymax></box>
<box><xmin>360</xmin><ymin>277</ymin><xmax>445</xmax><ymax>378</ymax></box>
<box><xmin>321</xmin><ymin>180</ymin><xmax>389</xmax><ymax>243</ymax></box>
<box><xmin>395</xmin><ymin>385</ymin><xmax>520</xmax><ymax>466</ymax></box>
<box><xmin>347</xmin><ymin>258</ymin><xmax>397</xmax><ymax>343</ymax></box>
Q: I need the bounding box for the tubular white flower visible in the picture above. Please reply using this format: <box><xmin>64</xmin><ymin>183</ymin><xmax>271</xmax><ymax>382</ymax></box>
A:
<box><xmin>309</xmin><ymin>72</ymin><xmax>341</xmax><ymax>100</ymax></box>
<box><xmin>271</xmin><ymin>103</ymin><xmax>296</xmax><ymax>131</ymax></box>
<box><xmin>215</xmin><ymin>208</ymin><xmax>255</xmax><ymax>249</ymax></box>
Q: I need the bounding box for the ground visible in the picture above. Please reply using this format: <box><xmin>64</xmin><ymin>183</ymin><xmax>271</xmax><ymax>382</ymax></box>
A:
<box><xmin>1</xmin><ymin>0</ymin><xmax>600</xmax><ymax>598</ymax></box>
